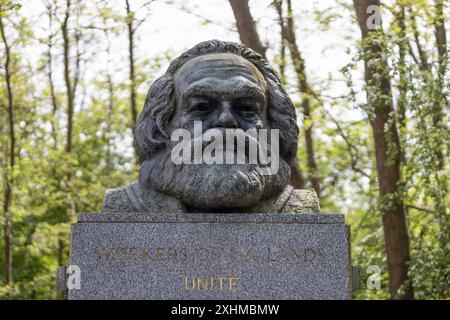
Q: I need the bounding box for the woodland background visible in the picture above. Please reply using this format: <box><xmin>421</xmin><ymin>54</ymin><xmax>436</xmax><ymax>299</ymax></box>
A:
<box><xmin>0</xmin><ymin>0</ymin><xmax>448</xmax><ymax>299</ymax></box>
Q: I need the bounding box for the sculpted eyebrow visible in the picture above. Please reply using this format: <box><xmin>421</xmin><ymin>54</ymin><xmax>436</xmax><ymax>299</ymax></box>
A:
<box><xmin>182</xmin><ymin>83</ymin><xmax>215</xmax><ymax>100</ymax></box>
<box><xmin>183</xmin><ymin>83</ymin><xmax>266</xmax><ymax>102</ymax></box>
<box><xmin>234</xmin><ymin>84</ymin><xmax>266</xmax><ymax>102</ymax></box>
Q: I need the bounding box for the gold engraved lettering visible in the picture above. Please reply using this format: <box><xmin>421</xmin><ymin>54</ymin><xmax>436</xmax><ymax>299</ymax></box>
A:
<box><xmin>155</xmin><ymin>248</ymin><xmax>165</xmax><ymax>261</ymax></box>
<box><xmin>167</xmin><ymin>247</ymin><xmax>177</xmax><ymax>260</ymax></box>
<box><xmin>183</xmin><ymin>276</ymin><xmax>239</xmax><ymax>293</ymax></box>
<box><xmin>229</xmin><ymin>277</ymin><xmax>238</xmax><ymax>293</ymax></box>
<box><xmin>184</xmin><ymin>276</ymin><xmax>195</xmax><ymax>291</ymax></box>
<box><xmin>305</xmin><ymin>248</ymin><xmax>316</xmax><ymax>262</ymax></box>
<box><xmin>95</xmin><ymin>246</ymin><xmax>326</xmax><ymax>263</ymax></box>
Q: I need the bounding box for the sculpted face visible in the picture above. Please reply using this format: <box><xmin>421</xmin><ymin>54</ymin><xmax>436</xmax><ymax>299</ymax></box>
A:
<box><xmin>139</xmin><ymin>53</ymin><xmax>291</xmax><ymax>211</ymax></box>
<box><xmin>171</xmin><ymin>53</ymin><xmax>268</xmax><ymax>135</ymax></box>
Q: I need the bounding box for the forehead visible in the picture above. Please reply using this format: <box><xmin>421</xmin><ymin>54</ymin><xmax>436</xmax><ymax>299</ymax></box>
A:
<box><xmin>174</xmin><ymin>53</ymin><xmax>267</xmax><ymax>97</ymax></box>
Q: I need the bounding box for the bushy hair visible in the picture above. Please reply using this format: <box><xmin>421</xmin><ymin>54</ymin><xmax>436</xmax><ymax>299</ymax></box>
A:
<box><xmin>134</xmin><ymin>39</ymin><xmax>299</xmax><ymax>164</ymax></box>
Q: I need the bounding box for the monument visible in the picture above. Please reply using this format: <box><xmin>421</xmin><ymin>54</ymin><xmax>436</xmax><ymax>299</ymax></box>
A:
<box><xmin>60</xmin><ymin>40</ymin><xmax>353</xmax><ymax>300</ymax></box>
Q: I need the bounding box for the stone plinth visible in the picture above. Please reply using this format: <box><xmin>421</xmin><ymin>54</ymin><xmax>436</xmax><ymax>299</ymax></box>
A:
<box><xmin>65</xmin><ymin>213</ymin><xmax>352</xmax><ymax>300</ymax></box>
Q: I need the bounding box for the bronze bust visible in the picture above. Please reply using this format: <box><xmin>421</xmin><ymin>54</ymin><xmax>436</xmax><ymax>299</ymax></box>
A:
<box><xmin>102</xmin><ymin>40</ymin><xmax>319</xmax><ymax>214</ymax></box>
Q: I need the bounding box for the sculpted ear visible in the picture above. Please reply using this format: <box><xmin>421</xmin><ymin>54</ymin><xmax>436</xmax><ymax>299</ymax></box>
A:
<box><xmin>134</xmin><ymin>75</ymin><xmax>176</xmax><ymax>163</ymax></box>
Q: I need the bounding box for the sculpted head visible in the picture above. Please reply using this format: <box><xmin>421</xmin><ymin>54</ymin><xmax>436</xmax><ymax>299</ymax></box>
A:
<box><xmin>134</xmin><ymin>40</ymin><xmax>299</xmax><ymax>211</ymax></box>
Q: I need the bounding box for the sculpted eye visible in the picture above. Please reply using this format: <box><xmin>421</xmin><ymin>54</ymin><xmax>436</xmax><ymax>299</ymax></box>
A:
<box><xmin>239</xmin><ymin>105</ymin><xmax>256</xmax><ymax>112</ymax></box>
<box><xmin>233</xmin><ymin>99</ymin><xmax>258</xmax><ymax>115</ymax></box>
<box><xmin>191</xmin><ymin>97</ymin><xmax>216</xmax><ymax>113</ymax></box>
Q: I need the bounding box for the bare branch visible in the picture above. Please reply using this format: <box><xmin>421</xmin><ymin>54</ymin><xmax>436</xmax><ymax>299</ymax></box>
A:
<box><xmin>406</xmin><ymin>204</ymin><xmax>434</xmax><ymax>214</ymax></box>
<box><xmin>323</xmin><ymin>108</ymin><xmax>372</xmax><ymax>179</ymax></box>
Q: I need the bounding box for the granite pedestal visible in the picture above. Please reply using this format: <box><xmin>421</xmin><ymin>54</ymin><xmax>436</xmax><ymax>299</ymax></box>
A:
<box><xmin>63</xmin><ymin>213</ymin><xmax>352</xmax><ymax>300</ymax></box>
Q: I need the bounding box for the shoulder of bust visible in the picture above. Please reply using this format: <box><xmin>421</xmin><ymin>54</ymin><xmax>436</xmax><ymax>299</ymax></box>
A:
<box><xmin>250</xmin><ymin>186</ymin><xmax>320</xmax><ymax>214</ymax></box>
<box><xmin>280</xmin><ymin>188</ymin><xmax>320</xmax><ymax>214</ymax></box>
<box><xmin>102</xmin><ymin>182</ymin><xmax>186</xmax><ymax>213</ymax></box>
<box><xmin>101</xmin><ymin>183</ymin><xmax>139</xmax><ymax>213</ymax></box>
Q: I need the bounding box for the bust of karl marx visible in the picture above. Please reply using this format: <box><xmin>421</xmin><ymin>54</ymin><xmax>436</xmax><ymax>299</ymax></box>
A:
<box><xmin>102</xmin><ymin>40</ymin><xmax>320</xmax><ymax>214</ymax></box>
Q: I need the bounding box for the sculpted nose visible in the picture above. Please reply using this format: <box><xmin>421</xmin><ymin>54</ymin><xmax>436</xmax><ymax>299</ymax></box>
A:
<box><xmin>215</xmin><ymin>102</ymin><xmax>238</xmax><ymax>128</ymax></box>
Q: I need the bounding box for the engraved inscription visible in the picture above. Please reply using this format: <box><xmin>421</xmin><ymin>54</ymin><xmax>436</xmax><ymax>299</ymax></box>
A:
<box><xmin>184</xmin><ymin>276</ymin><xmax>238</xmax><ymax>293</ymax></box>
<box><xmin>95</xmin><ymin>245</ymin><xmax>326</xmax><ymax>264</ymax></box>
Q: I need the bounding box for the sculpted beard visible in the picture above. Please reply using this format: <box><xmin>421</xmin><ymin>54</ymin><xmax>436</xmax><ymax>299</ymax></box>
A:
<box><xmin>139</xmin><ymin>132</ymin><xmax>291</xmax><ymax>210</ymax></box>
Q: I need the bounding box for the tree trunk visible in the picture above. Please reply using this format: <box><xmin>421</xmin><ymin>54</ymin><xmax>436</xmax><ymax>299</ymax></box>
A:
<box><xmin>100</xmin><ymin>10</ymin><xmax>115</xmax><ymax>175</ymax></box>
<box><xmin>228</xmin><ymin>0</ymin><xmax>305</xmax><ymax>189</ymax></box>
<box><xmin>0</xmin><ymin>12</ymin><xmax>15</xmax><ymax>291</ymax></box>
<box><xmin>45</xmin><ymin>1</ymin><xmax>59</xmax><ymax>149</ymax></box>
<box><xmin>274</xmin><ymin>0</ymin><xmax>320</xmax><ymax>194</ymax></box>
<box><xmin>228</xmin><ymin>0</ymin><xmax>266</xmax><ymax>59</ymax></box>
<box><xmin>394</xmin><ymin>4</ymin><xmax>407</xmax><ymax>133</ymax></box>
<box><xmin>276</xmin><ymin>0</ymin><xmax>287</xmax><ymax>92</ymax></box>
<box><xmin>126</xmin><ymin>0</ymin><xmax>138</xmax><ymax>130</ymax></box>
<box><xmin>393</xmin><ymin>2</ymin><xmax>408</xmax><ymax>168</ymax></box>
<box><xmin>62</xmin><ymin>0</ymin><xmax>74</xmax><ymax>155</ymax></box>
<box><xmin>289</xmin><ymin>158</ymin><xmax>306</xmax><ymax>188</ymax></box>
<box><xmin>276</xmin><ymin>0</ymin><xmax>305</xmax><ymax>189</ymax></box>
<box><xmin>433</xmin><ymin>0</ymin><xmax>447</xmax><ymax>170</ymax></box>
<box><xmin>106</xmin><ymin>74</ymin><xmax>114</xmax><ymax>175</ymax></box>
<box><xmin>354</xmin><ymin>0</ymin><xmax>413</xmax><ymax>299</ymax></box>
<box><xmin>61</xmin><ymin>0</ymin><xmax>78</xmax><ymax>217</ymax></box>
<box><xmin>434</xmin><ymin>0</ymin><xmax>447</xmax><ymax>72</ymax></box>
